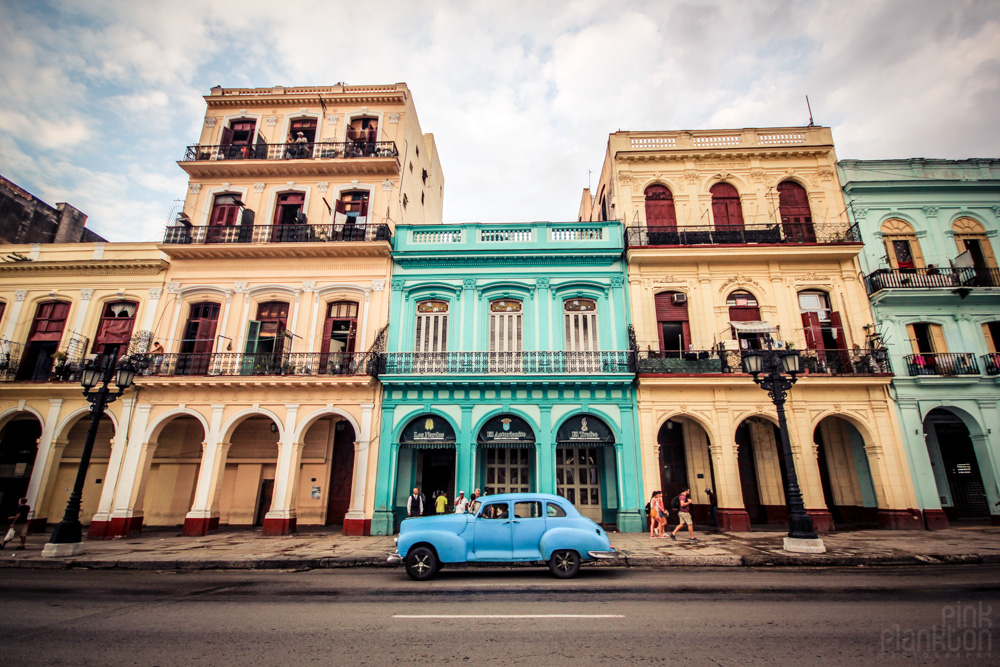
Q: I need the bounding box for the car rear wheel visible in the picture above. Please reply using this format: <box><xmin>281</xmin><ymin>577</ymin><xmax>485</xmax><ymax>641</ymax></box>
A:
<box><xmin>405</xmin><ymin>546</ymin><xmax>438</xmax><ymax>581</ymax></box>
<box><xmin>548</xmin><ymin>549</ymin><xmax>581</xmax><ymax>578</ymax></box>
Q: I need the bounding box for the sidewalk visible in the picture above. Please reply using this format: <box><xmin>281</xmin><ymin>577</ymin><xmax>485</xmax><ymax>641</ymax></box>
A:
<box><xmin>2</xmin><ymin>524</ymin><xmax>998</xmax><ymax>571</ymax></box>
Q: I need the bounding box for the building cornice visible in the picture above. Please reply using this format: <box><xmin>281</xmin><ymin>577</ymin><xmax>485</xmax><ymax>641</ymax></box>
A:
<box><xmin>0</xmin><ymin>259</ymin><xmax>168</xmax><ymax>276</ymax></box>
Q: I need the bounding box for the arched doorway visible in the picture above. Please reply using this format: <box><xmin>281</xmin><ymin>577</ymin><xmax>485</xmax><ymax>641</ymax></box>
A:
<box><xmin>396</xmin><ymin>415</ymin><xmax>456</xmax><ymax>523</ymax></box>
<box><xmin>657</xmin><ymin>417</ymin><xmax>715</xmax><ymax>525</ymax></box>
<box><xmin>814</xmin><ymin>416</ymin><xmax>878</xmax><ymax>526</ymax></box>
<box><xmin>555</xmin><ymin>414</ymin><xmax>618</xmax><ymax>525</ymax></box>
<box><xmin>141</xmin><ymin>416</ymin><xmax>204</xmax><ymax>527</ymax></box>
<box><xmin>44</xmin><ymin>414</ymin><xmax>115</xmax><ymax>525</ymax></box>
<box><xmin>924</xmin><ymin>409</ymin><xmax>990</xmax><ymax>520</ymax></box>
<box><xmin>0</xmin><ymin>414</ymin><xmax>42</xmax><ymax>522</ymax></box>
<box><xmin>326</xmin><ymin>419</ymin><xmax>356</xmax><ymax>526</ymax></box>
<box><xmin>219</xmin><ymin>417</ymin><xmax>279</xmax><ymax>527</ymax></box>
<box><xmin>477</xmin><ymin>414</ymin><xmax>536</xmax><ymax>496</ymax></box>
<box><xmin>735</xmin><ymin>417</ymin><xmax>788</xmax><ymax>525</ymax></box>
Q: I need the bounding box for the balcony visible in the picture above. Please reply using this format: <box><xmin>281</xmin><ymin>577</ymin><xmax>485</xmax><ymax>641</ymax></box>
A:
<box><xmin>904</xmin><ymin>353</ymin><xmax>980</xmax><ymax>377</ymax></box>
<box><xmin>179</xmin><ymin>141</ymin><xmax>400</xmax><ymax>178</ymax></box>
<box><xmin>163</xmin><ymin>222</ymin><xmax>390</xmax><ymax>245</ymax></box>
<box><xmin>379</xmin><ymin>351</ymin><xmax>634</xmax><ymax>375</ymax></box>
<box><xmin>798</xmin><ymin>348</ymin><xmax>892</xmax><ymax>375</ymax></box>
<box><xmin>625</xmin><ymin>222</ymin><xmax>860</xmax><ymax>248</ymax></box>
<box><xmin>636</xmin><ymin>350</ymin><xmax>742</xmax><ymax>374</ymax></box>
<box><xmin>142</xmin><ymin>352</ymin><xmax>376</xmax><ymax>378</ymax></box>
<box><xmin>864</xmin><ymin>266</ymin><xmax>999</xmax><ymax>295</ymax></box>
<box><xmin>981</xmin><ymin>353</ymin><xmax>1000</xmax><ymax>376</ymax></box>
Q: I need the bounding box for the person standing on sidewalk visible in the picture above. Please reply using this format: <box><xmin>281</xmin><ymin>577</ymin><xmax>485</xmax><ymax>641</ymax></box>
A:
<box><xmin>454</xmin><ymin>491</ymin><xmax>469</xmax><ymax>514</ymax></box>
<box><xmin>1</xmin><ymin>497</ymin><xmax>30</xmax><ymax>550</ymax></box>
<box><xmin>649</xmin><ymin>491</ymin><xmax>667</xmax><ymax>538</ymax></box>
<box><xmin>705</xmin><ymin>487</ymin><xmax>718</xmax><ymax>528</ymax></box>
<box><xmin>434</xmin><ymin>491</ymin><xmax>448</xmax><ymax>515</ymax></box>
<box><xmin>670</xmin><ymin>489</ymin><xmax>698</xmax><ymax>542</ymax></box>
<box><xmin>406</xmin><ymin>487</ymin><xmax>424</xmax><ymax>518</ymax></box>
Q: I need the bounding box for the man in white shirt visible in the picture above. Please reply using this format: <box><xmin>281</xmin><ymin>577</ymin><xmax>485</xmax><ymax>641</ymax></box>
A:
<box><xmin>406</xmin><ymin>487</ymin><xmax>424</xmax><ymax>517</ymax></box>
<box><xmin>454</xmin><ymin>491</ymin><xmax>469</xmax><ymax>514</ymax></box>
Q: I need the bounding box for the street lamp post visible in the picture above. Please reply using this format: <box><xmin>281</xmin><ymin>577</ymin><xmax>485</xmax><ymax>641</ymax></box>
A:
<box><xmin>42</xmin><ymin>356</ymin><xmax>136</xmax><ymax>557</ymax></box>
<box><xmin>742</xmin><ymin>349</ymin><xmax>826</xmax><ymax>554</ymax></box>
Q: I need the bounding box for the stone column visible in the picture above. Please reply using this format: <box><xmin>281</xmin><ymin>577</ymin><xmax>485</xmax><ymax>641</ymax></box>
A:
<box><xmin>183</xmin><ymin>405</ymin><xmax>227</xmax><ymax>535</ymax></box>
<box><xmin>615</xmin><ymin>401</ymin><xmax>643</xmax><ymax>532</ymax></box>
<box><xmin>343</xmin><ymin>403</ymin><xmax>374</xmax><ymax>535</ymax></box>
<box><xmin>714</xmin><ymin>405</ymin><xmax>750</xmax><ymax>531</ymax></box>
<box><xmin>2</xmin><ymin>291</ymin><xmax>27</xmax><ymax>341</ymax></box>
<box><xmin>89</xmin><ymin>399</ymin><xmax>148</xmax><ymax>538</ymax></box>
<box><xmin>785</xmin><ymin>397</ymin><xmax>834</xmax><ymax>533</ymax></box>
<box><xmin>370</xmin><ymin>410</ymin><xmax>398</xmax><ymax>535</ymax></box>
<box><xmin>24</xmin><ymin>398</ymin><xmax>64</xmax><ymax>529</ymax></box>
<box><xmin>263</xmin><ymin>405</ymin><xmax>300</xmax><ymax>535</ymax></box>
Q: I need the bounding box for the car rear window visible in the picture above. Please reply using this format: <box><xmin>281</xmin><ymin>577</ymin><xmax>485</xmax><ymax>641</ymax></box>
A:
<box><xmin>546</xmin><ymin>502</ymin><xmax>567</xmax><ymax>517</ymax></box>
<box><xmin>514</xmin><ymin>501</ymin><xmax>542</xmax><ymax>518</ymax></box>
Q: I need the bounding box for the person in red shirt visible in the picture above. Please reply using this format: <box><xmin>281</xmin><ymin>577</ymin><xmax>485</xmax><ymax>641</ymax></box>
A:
<box><xmin>670</xmin><ymin>489</ymin><xmax>699</xmax><ymax>542</ymax></box>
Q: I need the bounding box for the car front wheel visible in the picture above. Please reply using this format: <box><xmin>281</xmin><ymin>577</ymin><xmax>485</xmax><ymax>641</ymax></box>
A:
<box><xmin>405</xmin><ymin>546</ymin><xmax>438</xmax><ymax>581</ymax></box>
<box><xmin>548</xmin><ymin>549</ymin><xmax>581</xmax><ymax>578</ymax></box>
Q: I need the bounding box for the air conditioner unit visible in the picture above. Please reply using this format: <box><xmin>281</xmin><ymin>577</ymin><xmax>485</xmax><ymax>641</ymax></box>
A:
<box><xmin>672</xmin><ymin>293</ymin><xmax>687</xmax><ymax>305</ymax></box>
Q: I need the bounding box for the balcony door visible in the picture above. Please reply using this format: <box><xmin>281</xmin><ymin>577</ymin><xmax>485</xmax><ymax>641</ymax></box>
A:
<box><xmin>244</xmin><ymin>301</ymin><xmax>289</xmax><ymax>374</ymax></box>
<box><xmin>564</xmin><ymin>299</ymin><xmax>599</xmax><ymax>372</ymax></box>
<box><xmin>16</xmin><ymin>301</ymin><xmax>70</xmax><ymax>381</ymax></box>
<box><xmin>207</xmin><ymin>194</ymin><xmax>242</xmax><ymax>243</ymax></box>
<box><xmin>799</xmin><ymin>291</ymin><xmax>849</xmax><ymax>372</ymax></box>
<box><xmin>654</xmin><ymin>292</ymin><xmax>689</xmax><ymax>355</ymax></box>
<box><xmin>334</xmin><ymin>190</ymin><xmax>369</xmax><ymax>236</ymax></box>
<box><xmin>92</xmin><ymin>301</ymin><xmax>137</xmax><ymax>361</ymax></box>
<box><xmin>414</xmin><ymin>300</ymin><xmax>448</xmax><ymax>373</ymax></box>
<box><xmin>221</xmin><ymin>120</ymin><xmax>256</xmax><ymax>159</ymax></box>
<box><xmin>178</xmin><ymin>302</ymin><xmax>219</xmax><ymax>375</ymax></box>
<box><xmin>711</xmin><ymin>183</ymin><xmax>744</xmax><ymax>230</ymax></box>
<box><xmin>489</xmin><ymin>300</ymin><xmax>522</xmax><ymax>372</ymax></box>
<box><xmin>320</xmin><ymin>301</ymin><xmax>358</xmax><ymax>374</ymax></box>
<box><xmin>645</xmin><ymin>185</ymin><xmax>677</xmax><ymax>244</ymax></box>
<box><xmin>777</xmin><ymin>181</ymin><xmax>815</xmax><ymax>242</ymax></box>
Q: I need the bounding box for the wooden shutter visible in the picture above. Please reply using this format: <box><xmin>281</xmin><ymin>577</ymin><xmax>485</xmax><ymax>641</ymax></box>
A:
<box><xmin>801</xmin><ymin>312</ymin><xmax>822</xmax><ymax>350</ymax></box>
<box><xmin>244</xmin><ymin>321</ymin><xmax>262</xmax><ymax>354</ymax></box>
<box><xmin>644</xmin><ymin>186</ymin><xmax>677</xmax><ymax>228</ymax></box>
<box><xmin>905</xmin><ymin>324</ymin><xmax>920</xmax><ymax>354</ymax></box>
<box><xmin>929</xmin><ymin>324</ymin><xmax>948</xmax><ymax>353</ymax></box>
<box><xmin>984</xmin><ymin>323</ymin><xmax>998</xmax><ymax>354</ymax></box>
<box><xmin>828</xmin><ymin>311</ymin><xmax>848</xmax><ymax>349</ymax></box>
<box><xmin>220</xmin><ymin>126</ymin><xmax>234</xmax><ymax>146</ymax></box>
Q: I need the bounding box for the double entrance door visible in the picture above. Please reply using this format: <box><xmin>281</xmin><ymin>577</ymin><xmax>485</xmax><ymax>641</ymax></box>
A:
<box><xmin>556</xmin><ymin>446</ymin><xmax>602</xmax><ymax>522</ymax></box>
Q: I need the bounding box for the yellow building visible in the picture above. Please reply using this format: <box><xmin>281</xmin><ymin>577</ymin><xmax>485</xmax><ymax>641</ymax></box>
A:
<box><xmin>0</xmin><ymin>83</ymin><xmax>442</xmax><ymax>538</ymax></box>
<box><xmin>583</xmin><ymin>127</ymin><xmax>922</xmax><ymax>531</ymax></box>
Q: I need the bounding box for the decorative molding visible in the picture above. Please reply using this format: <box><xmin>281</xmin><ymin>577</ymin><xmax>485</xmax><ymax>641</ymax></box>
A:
<box><xmin>80</xmin><ymin>288</ymin><xmax>94</xmax><ymax>300</ymax></box>
<box><xmin>719</xmin><ymin>275</ymin><xmax>762</xmax><ymax>292</ymax></box>
<box><xmin>817</xmin><ymin>167</ymin><xmax>834</xmax><ymax>180</ymax></box>
<box><xmin>610</xmin><ymin>275</ymin><xmax>625</xmax><ymax>287</ymax></box>
<box><xmin>317</xmin><ymin>182</ymin><xmax>329</xmax><ymax>193</ymax></box>
<box><xmin>617</xmin><ymin>172</ymin><xmax>634</xmax><ymax>184</ymax></box>
<box><xmin>463</xmin><ymin>278</ymin><xmax>477</xmax><ymax>290</ymax></box>
<box><xmin>388</xmin><ymin>113</ymin><xmax>400</xmax><ymax>123</ymax></box>
<box><xmin>536</xmin><ymin>277</ymin><xmax>550</xmax><ymax>289</ymax></box>
<box><xmin>922</xmin><ymin>205</ymin><xmax>939</xmax><ymax>218</ymax></box>
<box><xmin>391</xmin><ymin>279</ymin><xmax>405</xmax><ymax>291</ymax></box>
<box><xmin>652</xmin><ymin>276</ymin><xmax>686</xmax><ymax>284</ymax></box>
<box><xmin>326</xmin><ymin>114</ymin><xmax>338</xmax><ymax>125</ymax></box>
<box><xmin>166</xmin><ymin>282</ymin><xmax>181</xmax><ymax>295</ymax></box>
<box><xmin>14</xmin><ymin>290</ymin><xmax>26</xmax><ymax>302</ymax></box>
<box><xmin>148</xmin><ymin>288</ymin><xmax>163</xmax><ymax>299</ymax></box>
<box><xmin>265</xmin><ymin>116</ymin><xmax>278</xmax><ymax>126</ymax></box>
<box><xmin>853</xmin><ymin>206</ymin><xmax>868</xmax><ymax>219</ymax></box>
<box><xmin>188</xmin><ymin>183</ymin><xmax>202</xmax><ymax>194</ymax></box>
<box><xmin>750</xmin><ymin>169</ymin><xmax>766</xmax><ymax>182</ymax></box>
<box><xmin>992</xmin><ymin>205</ymin><xmax>1000</xmax><ymax>218</ymax></box>
<box><xmin>795</xmin><ymin>272</ymin><xmax>832</xmax><ymax>282</ymax></box>
<box><xmin>382</xmin><ymin>179</ymin><xmax>394</xmax><ymax>192</ymax></box>
<box><xmin>301</xmin><ymin>280</ymin><xmax>317</xmax><ymax>293</ymax></box>
<box><xmin>371</xmin><ymin>279</ymin><xmax>386</xmax><ymax>292</ymax></box>
<box><xmin>684</xmin><ymin>171</ymin><xmax>700</xmax><ymax>183</ymax></box>
<box><xmin>204</xmin><ymin>117</ymin><xmax>217</xmax><ymax>128</ymax></box>
<box><xmin>234</xmin><ymin>281</ymin><xmax>249</xmax><ymax>293</ymax></box>
<box><xmin>254</xmin><ymin>182</ymin><xmax>265</xmax><ymax>193</ymax></box>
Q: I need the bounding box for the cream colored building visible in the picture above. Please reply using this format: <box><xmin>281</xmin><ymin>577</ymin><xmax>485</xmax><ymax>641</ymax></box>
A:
<box><xmin>583</xmin><ymin>127</ymin><xmax>923</xmax><ymax>531</ymax></box>
<box><xmin>0</xmin><ymin>83</ymin><xmax>442</xmax><ymax>538</ymax></box>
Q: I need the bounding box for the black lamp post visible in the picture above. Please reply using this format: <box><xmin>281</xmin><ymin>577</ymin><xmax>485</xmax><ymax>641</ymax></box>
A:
<box><xmin>46</xmin><ymin>356</ymin><xmax>136</xmax><ymax>549</ymax></box>
<box><xmin>742</xmin><ymin>349</ymin><xmax>823</xmax><ymax>548</ymax></box>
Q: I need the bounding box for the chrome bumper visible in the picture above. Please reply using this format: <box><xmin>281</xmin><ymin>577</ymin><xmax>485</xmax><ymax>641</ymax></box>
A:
<box><xmin>387</xmin><ymin>553</ymin><xmax>403</xmax><ymax>564</ymax></box>
<box><xmin>588</xmin><ymin>550</ymin><xmax>619</xmax><ymax>559</ymax></box>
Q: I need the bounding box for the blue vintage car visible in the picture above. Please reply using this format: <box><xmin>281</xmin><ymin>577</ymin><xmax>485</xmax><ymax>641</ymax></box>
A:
<box><xmin>387</xmin><ymin>492</ymin><xmax>618</xmax><ymax>580</ymax></box>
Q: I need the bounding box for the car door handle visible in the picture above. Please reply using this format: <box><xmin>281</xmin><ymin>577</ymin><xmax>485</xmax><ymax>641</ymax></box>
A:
<box><xmin>512</xmin><ymin>520</ymin><xmax>520</xmax><ymax>524</ymax></box>
<box><xmin>503</xmin><ymin>521</ymin><xmax>511</xmax><ymax>524</ymax></box>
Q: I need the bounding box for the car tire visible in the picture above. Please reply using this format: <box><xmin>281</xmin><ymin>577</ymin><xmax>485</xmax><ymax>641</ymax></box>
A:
<box><xmin>405</xmin><ymin>546</ymin><xmax>438</xmax><ymax>581</ymax></box>
<box><xmin>548</xmin><ymin>549</ymin><xmax>581</xmax><ymax>579</ymax></box>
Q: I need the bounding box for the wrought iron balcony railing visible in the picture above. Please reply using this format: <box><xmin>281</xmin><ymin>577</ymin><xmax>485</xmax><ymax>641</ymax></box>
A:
<box><xmin>635</xmin><ymin>350</ymin><xmax>743</xmax><ymax>374</ymax></box>
<box><xmin>625</xmin><ymin>223</ymin><xmax>861</xmax><ymax>247</ymax></box>
<box><xmin>182</xmin><ymin>141</ymin><xmax>399</xmax><ymax>162</ymax></box>
<box><xmin>142</xmin><ymin>352</ymin><xmax>377</xmax><ymax>378</ymax></box>
<box><xmin>864</xmin><ymin>266</ymin><xmax>1000</xmax><ymax>294</ymax></box>
<box><xmin>798</xmin><ymin>348</ymin><xmax>892</xmax><ymax>375</ymax></box>
<box><xmin>904</xmin><ymin>353</ymin><xmax>980</xmax><ymax>377</ymax></box>
<box><xmin>980</xmin><ymin>353</ymin><xmax>1000</xmax><ymax>376</ymax></box>
<box><xmin>379</xmin><ymin>351</ymin><xmax>635</xmax><ymax>375</ymax></box>
<box><xmin>162</xmin><ymin>222</ymin><xmax>391</xmax><ymax>245</ymax></box>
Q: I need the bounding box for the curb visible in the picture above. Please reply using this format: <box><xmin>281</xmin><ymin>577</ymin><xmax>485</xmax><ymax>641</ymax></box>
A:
<box><xmin>1</xmin><ymin>553</ymin><xmax>995</xmax><ymax>571</ymax></box>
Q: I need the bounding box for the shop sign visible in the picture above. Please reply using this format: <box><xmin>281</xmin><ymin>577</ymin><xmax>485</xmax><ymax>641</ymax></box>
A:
<box><xmin>400</xmin><ymin>415</ymin><xmax>456</xmax><ymax>447</ymax></box>
<box><xmin>478</xmin><ymin>415</ymin><xmax>535</xmax><ymax>447</ymax></box>
<box><xmin>556</xmin><ymin>415</ymin><xmax>614</xmax><ymax>444</ymax></box>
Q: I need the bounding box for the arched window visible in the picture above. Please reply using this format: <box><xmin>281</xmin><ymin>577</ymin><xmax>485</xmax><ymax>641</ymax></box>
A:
<box><xmin>273</xmin><ymin>192</ymin><xmax>305</xmax><ymax>226</ymax></box>
<box><xmin>881</xmin><ymin>219</ymin><xmax>924</xmax><ymax>271</ymax></box>
<box><xmin>415</xmin><ymin>300</ymin><xmax>449</xmax><ymax>353</ymax></box>
<box><xmin>953</xmin><ymin>218</ymin><xmax>997</xmax><ymax>286</ymax></box>
<box><xmin>220</xmin><ymin>119</ymin><xmax>257</xmax><ymax>159</ymax></box>
<box><xmin>653</xmin><ymin>292</ymin><xmax>689</xmax><ymax>354</ymax></box>
<box><xmin>285</xmin><ymin>118</ymin><xmax>317</xmax><ymax>159</ymax></box>
<box><xmin>92</xmin><ymin>300</ymin><xmax>138</xmax><ymax>358</ymax></box>
<box><xmin>711</xmin><ymin>183</ymin><xmax>744</xmax><ymax>229</ymax></box>
<box><xmin>727</xmin><ymin>291</ymin><xmax>764</xmax><ymax>349</ymax></box>
<box><xmin>563</xmin><ymin>299</ymin><xmax>599</xmax><ymax>352</ymax></box>
<box><xmin>16</xmin><ymin>300</ymin><xmax>70</xmax><ymax>381</ymax></box>
<box><xmin>178</xmin><ymin>301</ymin><xmax>219</xmax><ymax>374</ymax></box>
<box><xmin>348</xmin><ymin>116</ymin><xmax>378</xmax><ymax>156</ymax></box>
<box><xmin>246</xmin><ymin>301</ymin><xmax>290</xmax><ymax>368</ymax></box>
<box><xmin>644</xmin><ymin>185</ymin><xmax>677</xmax><ymax>228</ymax></box>
<box><xmin>777</xmin><ymin>181</ymin><xmax>815</xmax><ymax>242</ymax></box>
<box><xmin>799</xmin><ymin>290</ymin><xmax>850</xmax><ymax>371</ymax></box>
<box><xmin>321</xmin><ymin>301</ymin><xmax>359</xmax><ymax>375</ymax></box>
<box><xmin>207</xmin><ymin>193</ymin><xmax>244</xmax><ymax>243</ymax></box>
<box><xmin>489</xmin><ymin>300</ymin><xmax>522</xmax><ymax>353</ymax></box>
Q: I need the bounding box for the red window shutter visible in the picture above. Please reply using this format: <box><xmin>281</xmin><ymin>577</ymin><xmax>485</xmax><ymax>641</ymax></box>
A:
<box><xmin>801</xmin><ymin>312</ymin><xmax>822</xmax><ymax>350</ymax></box>
<box><xmin>728</xmin><ymin>305</ymin><xmax>761</xmax><ymax>322</ymax></box>
<box><xmin>711</xmin><ymin>183</ymin><xmax>743</xmax><ymax>229</ymax></box>
<box><xmin>828</xmin><ymin>311</ymin><xmax>848</xmax><ymax>349</ymax></box>
<box><xmin>644</xmin><ymin>185</ymin><xmax>677</xmax><ymax>228</ymax></box>
<box><xmin>681</xmin><ymin>321</ymin><xmax>691</xmax><ymax>349</ymax></box>
<box><xmin>220</xmin><ymin>126</ymin><xmax>234</xmax><ymax>146</ymax></box>
<box><xmin>654</xmin><ymin>293</ymin><xmax>689</xmax><ymax>320</ymax></box>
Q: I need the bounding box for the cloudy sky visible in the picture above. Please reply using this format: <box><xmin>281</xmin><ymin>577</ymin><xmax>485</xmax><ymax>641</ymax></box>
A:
<box><xmin>1</xmin><ymin>0</ymin><xmax>998</xmax><ymax>242</ymax></box>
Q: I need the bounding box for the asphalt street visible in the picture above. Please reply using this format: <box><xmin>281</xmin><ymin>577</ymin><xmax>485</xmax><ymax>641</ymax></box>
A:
<box><xmin>1</xmin><ymin>565</ymin><xmax>997</xmax><ymax>665</ymax></box>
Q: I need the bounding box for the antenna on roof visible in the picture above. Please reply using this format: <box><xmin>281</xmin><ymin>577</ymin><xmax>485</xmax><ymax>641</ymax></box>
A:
<box><xmin>587</xmin><ymin>169</ymin><xmax>592</xmax><ymax>191</ymax></box>
<box><xmin>805</xmin><ymin>95</ymin><xmax>815</xmax><ymax>126</ymax></box>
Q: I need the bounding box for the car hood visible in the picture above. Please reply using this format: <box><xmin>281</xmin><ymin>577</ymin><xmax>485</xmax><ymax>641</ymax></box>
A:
<box><xmin>401</xmin><ymin>514</ymin><xmax>472</xmax><ymax>534</ymax></box>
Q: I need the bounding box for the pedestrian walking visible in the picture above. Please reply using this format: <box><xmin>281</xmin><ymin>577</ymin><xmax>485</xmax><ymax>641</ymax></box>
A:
<box><xmin>435</xmin><ymin>491</ymin><xmax>448</xmax><ymax>515</ymax></box>
<box><xmin>1</xmin><ymin>497</ymin><xmax>30</xmax><ymax>550</ymax></box>
<box><xmin>454</xmin><ymin>491</ymin><xmax>469</xmax><ymax>514</ymax></box>
<box><xmin>705</xmin><ymin>487</ymin><xmax>718</xmax><ymax>528</ymax></box>
<box><xmin>670</xmin><ymin>489</ymin><xmax>698</xmax><ymax>541</ymax></box>
<box><xmin>648</xmin><ymin>491</ymin><xmax>667</xmax><ymax>538</ymax></box>
<box><xmin>406</xmin><ymin>487</ymin><xmax>424</xmax><ymax>518</ymax></box>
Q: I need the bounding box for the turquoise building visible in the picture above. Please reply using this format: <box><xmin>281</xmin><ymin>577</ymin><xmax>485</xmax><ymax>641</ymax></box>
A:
<box><xmin>370</xmin><ymin>221</ymin><xmax>643</xmax><ymax>534</ymax></box>
<box><xmin>839</xmin><ymin>159</ymin><xmax>1000</xmax><ymax>528</ymax></box>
